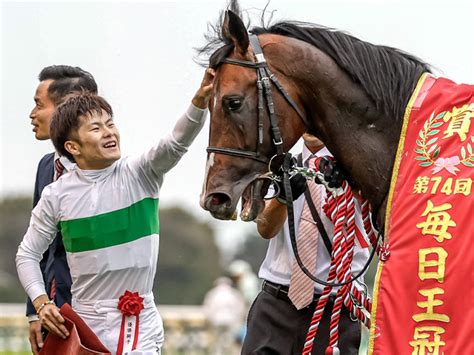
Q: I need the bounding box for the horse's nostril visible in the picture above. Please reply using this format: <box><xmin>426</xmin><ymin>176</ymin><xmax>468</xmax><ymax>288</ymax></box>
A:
<box><xmin>210</xmin><ymin>193</ymin><xmax>229</xmax><ymax>206</ymax></box>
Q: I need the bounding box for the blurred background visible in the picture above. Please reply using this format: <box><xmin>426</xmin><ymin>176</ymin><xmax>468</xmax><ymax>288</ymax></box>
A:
<box><xmin>1</xmin><ymin>0</ymin><xmax>473</xmax><ymax>354</ymax></box>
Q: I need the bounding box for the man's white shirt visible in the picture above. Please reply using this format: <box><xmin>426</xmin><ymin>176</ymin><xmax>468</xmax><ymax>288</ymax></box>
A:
<box><xmin>258</xmin><ymin>146</ymin><xmax>370</xmax><ymax>294</ymax></box>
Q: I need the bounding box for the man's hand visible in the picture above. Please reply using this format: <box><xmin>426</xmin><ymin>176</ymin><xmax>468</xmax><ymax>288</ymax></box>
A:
<box><xmin>275</xmin><ymin>172</ymin><xmax>307</xmax><ymax>204</ymax></box>
<box><xmin>38</xmin><ymin>303</ymin><xmax>69</xmax><ymax>339</ymax></box>
<box><xmin>317</xmin><ymin>158</ymin><xmax>346</xmax><ymax>188</ymax></box>
<box><xmin>33</xmin><ymin>295</ymin><xmax>69</xmax><ymax>340</ymax></box>
<box><xmin>192</xmin><ymin>68</ymin><xmax>215</xmax><ymax>109</ymax></box>
<box><xmin>28</xmin><ymin>320</ymin><xmax>44</xmax><ymax>355</ymax></box>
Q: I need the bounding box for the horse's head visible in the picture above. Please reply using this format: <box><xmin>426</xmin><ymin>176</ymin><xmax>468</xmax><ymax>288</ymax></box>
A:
<box><xmin>200</xmin><ymin>10</ymin><xmax>307</xmax><ymax>221</ymax></box>
<box><xmin>200</xmin><ymin>2</ymin><xmax>429</xmax><ymax>223</ymax></box>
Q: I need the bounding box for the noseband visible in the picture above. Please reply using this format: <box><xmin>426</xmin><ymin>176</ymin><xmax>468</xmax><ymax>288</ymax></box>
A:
<box><xmin>206</xmin><ymin>35</ymin><xmax>309</xmax><ymax>165</ymax></box>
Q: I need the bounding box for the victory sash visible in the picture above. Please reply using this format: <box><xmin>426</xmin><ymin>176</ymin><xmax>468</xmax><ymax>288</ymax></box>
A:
<box><xmin>369</xmin><ymin>74</ymin><xmax>474</xmax><ymax>354</ymax></box>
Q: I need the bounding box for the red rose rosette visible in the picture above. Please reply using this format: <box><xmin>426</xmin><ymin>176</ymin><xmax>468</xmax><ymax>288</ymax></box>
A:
<box><xmin>116</xmin><ymin>290</ymin><xmax>144</xmax><ymax>355</ymax></box>
<box><xmin>117</xmin><ymin>290</ymin><xmax>144</xmax><ymax>316</ymax></box>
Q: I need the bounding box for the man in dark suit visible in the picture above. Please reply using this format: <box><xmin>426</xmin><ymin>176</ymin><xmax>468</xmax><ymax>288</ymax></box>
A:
<box><xmin>27</xmin><ymin>65</ymin><xmax>97</xmax><ymax>354</ymax></box>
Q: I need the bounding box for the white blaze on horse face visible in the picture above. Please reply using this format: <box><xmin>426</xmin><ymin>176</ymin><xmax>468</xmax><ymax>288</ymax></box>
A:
<box><xmin>200</xmin><ymin>152</ymin><xmax>216</xmax><ymax>208</ymax></box>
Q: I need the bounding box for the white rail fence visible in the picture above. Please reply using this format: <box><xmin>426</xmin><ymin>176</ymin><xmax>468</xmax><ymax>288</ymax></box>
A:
<box><xmin>0</xmin><ymin>303</ymin><xmax>241</xmax><ymax>354</ymax></box>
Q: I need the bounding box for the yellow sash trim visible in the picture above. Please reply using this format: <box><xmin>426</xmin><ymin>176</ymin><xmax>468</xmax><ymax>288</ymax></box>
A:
<box><xmin>368</xmin><ymin>72</ymin><xmax>430</xmax><ymax>354</ymax></box>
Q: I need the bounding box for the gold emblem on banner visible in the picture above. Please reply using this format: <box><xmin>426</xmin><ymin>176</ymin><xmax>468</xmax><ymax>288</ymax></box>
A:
<box><xmin>415</xmin><ymin>104</ymin><xmax>474</xmax><ymax>173</ymax></box>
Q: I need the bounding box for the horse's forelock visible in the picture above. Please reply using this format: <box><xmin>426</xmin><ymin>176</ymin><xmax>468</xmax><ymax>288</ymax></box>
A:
<box><xmin>209</xmin><ymin>45</ymin><xmax>234</xmax><ymax>69</ymax></box>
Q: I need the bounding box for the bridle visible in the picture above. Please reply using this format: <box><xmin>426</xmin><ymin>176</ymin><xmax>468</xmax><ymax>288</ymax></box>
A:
<box><xmin>206</xmin><ymin>34</ymin><xmax>309</xmax><ymax>165</ymax></box>
<box><xmin>208</xmin><ymin>34</ymin><xmax>386</xmax><ymax>236</ymax></box>
<box><xmin>206</xmin><ymin>34</ymin><xmax>377</xmax><ymax>288</ymax></box>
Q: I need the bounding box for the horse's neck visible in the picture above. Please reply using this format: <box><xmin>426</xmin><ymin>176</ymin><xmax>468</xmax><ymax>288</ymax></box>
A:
<box><xmin>268</xmin><ymin>37</ymin><xmax>402</xmax><ymax>215</ymax></box>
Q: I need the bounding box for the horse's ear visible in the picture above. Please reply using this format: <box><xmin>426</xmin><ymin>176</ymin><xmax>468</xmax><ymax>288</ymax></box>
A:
<box><xmin>222</xmin><ymin>10</ymin><xmax>249</xmax><ymax>55</ymax></box>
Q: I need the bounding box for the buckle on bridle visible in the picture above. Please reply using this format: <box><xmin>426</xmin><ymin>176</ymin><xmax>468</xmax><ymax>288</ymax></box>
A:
<box><xmin>261</xmin><ymin>76</ymin><xmax>271</xmax><ymax>88</ymax></box>
<box><xmin>255</xmin><ymin>53</ymin><xmax>266</xmax><ymax>63</ymax></box>
<box><xmin>273</xmin><ymin>138</ymin><xmax>283</xmax><ymax>146</ymax></box>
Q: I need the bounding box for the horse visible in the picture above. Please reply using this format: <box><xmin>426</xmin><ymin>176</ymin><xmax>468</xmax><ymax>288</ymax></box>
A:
<box><xmin>199</xmin><ymin>2</ymin><xmax>474</xmax><ymax>354</ymax></box>
<box><xmin>199</xmin><ymin>4</ymin><xmax>430</xmax><ymax>229</ymax></box>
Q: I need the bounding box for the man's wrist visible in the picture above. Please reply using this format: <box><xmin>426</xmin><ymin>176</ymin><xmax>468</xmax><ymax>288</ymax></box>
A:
<box><xmin>276</xmin><ymin>196</ymin><xmax>287</xmax><ymax>205</ymax></box>
<box><xmin>27</xmin><ymin>314</ymin><xmax>40</xmax><ymax>323</ymax></box>
<box><xmin>36</xmin><ymin>300</ymin><xmax>55</xmax><ymax>315</ymax></box>
<box><xmin>191</xmin><ymin>95</ymin><xmax>209</xmax><ymax>109</ymax></box>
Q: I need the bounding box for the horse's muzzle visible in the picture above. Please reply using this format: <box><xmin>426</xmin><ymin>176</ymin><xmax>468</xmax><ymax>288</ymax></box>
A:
<box><xmin>203</xmin><ymin>192</ymin><xmax>236</xmax><ymax>220</ymax></box>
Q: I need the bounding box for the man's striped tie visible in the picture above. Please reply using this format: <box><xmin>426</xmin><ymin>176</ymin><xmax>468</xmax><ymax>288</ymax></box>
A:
<box><xmin>288</xmin><ymin>158</ymin><xmax>322</xmax><ymax>309</ymax></box>
<box><xmin>54</xmin><ymin>158</ymin><xmax>65</xmax><ymax>180</ymax></box>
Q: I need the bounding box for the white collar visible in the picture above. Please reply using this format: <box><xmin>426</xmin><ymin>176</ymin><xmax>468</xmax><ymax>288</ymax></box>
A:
<box><xmin>302</xmin><ymin>145</ymin><xmax>332</xmax><ymax>166</ymax></box>
<box><xmin>76</xmin><ymin>160</ymin><xmax>118</xmax><ymax>182</ymax></box>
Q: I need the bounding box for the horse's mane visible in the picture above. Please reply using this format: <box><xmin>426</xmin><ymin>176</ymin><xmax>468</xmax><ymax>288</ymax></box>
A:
<box><xmin>252</xmin><ymin>22</ymin><xmax>432</xmax><ymax>120</ymax></box>
<box><xmin>197</xmin><ymin>7</ymin><xmax>432</xmax><ymax>121</ymax></box>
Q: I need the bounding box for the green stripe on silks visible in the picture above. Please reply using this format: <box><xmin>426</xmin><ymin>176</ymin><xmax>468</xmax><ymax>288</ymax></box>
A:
<box><xmin>59</xmin><ymin>197</ymin><xmax>159</xmax><ymax>253</ymax></box>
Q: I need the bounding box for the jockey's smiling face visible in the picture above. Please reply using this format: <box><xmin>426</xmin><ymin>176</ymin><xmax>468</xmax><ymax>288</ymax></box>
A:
<box><xmin>65</xmin><ymin>110</ymin><xmax>121</xmax><ymax>170</ymax></box>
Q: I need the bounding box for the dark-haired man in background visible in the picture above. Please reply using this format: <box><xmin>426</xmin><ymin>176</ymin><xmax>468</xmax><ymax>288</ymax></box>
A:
<box><xmin>27</xmin><ymin>65</ymin><xmax>97</xmax><ymax>354</ymax></box>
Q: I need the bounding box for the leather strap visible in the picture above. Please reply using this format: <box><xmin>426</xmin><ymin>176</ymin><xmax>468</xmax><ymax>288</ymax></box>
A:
<box><xmin>262</xmin><ymin>280</ymin><xmax>325</xmax><ymax>305</ymax></box>
<box><xmin>262</xmin><ymin>280</ymin><xmax>291</xmax><ymax>303</ymax></box>
<box><xmin>210</xmin><ymin>34</ymin><xmax>310</xmax><ymax>164</ymax></box>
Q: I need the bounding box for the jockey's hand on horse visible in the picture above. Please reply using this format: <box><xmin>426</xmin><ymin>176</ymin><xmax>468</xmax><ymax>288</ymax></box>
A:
<box><xmin>275</xmin><ymin>158</ymin><xmax>307</xmax><ymax>204</ymax></box>
<box><xmin>317</xmin><ymin>158</ymin><xmax>346</xmax><ymax>188</ymax></box>
<box><xmin>192</xmin><ymin>68</ymin><xmax>215</xmax><ymax>109</ymax></box>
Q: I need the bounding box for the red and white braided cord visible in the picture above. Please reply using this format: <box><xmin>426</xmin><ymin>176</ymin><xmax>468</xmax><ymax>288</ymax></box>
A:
<box><xmin>302</xmin><ymin>181</ymin><xmax>374</xmax><ymax>355</ymax></box>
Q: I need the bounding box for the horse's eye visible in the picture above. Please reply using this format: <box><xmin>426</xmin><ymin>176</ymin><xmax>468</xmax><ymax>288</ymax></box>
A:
<box><xmin>223</xmin><ymin>96</ymin><xmax>243</xmax><ymax>112</ymax></box>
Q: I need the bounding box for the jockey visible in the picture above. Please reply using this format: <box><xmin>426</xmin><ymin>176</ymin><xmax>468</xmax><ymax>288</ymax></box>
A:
<box><xmin>16</xmin><ymin>69</ymin><xmax>214</xmax><ymax>354</ymax></box>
